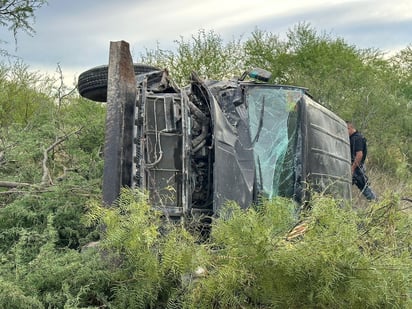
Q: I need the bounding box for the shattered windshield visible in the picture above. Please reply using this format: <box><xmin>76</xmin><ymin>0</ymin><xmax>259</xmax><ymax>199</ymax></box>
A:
<box><xmin>246</xmin><ymin>86</ymin><xmax>303</xmax><ymax>198</ymax></box>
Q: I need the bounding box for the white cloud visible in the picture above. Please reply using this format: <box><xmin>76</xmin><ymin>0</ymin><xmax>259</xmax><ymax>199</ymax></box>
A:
<box><xmin>1</xmin><ymin>0</ymin><xmax>410</xmax><ymax>86</ymax></box>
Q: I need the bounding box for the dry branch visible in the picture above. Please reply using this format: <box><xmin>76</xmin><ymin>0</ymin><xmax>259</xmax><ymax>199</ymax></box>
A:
<box><xmin>0</xmin><ymin>180</ymin><xmax>31</xmax><ymax>188</ymax></box>
<box><xmin>0</xmin><ymin>128</ymin><xmax>83</xmax><ymax>189</ymax></box>
<box><xmin>41</xmin><ymin>128</ymin><xmax>82</xmax><ymax>186</ymax></box>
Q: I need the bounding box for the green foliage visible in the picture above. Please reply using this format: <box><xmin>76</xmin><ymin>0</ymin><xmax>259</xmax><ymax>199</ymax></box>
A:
<box><xmin>22</xmin><ymin>246</ymin><xmax>111</xmax><ymax>308</ymax></box>
<box><xmin>186</xmin><ymin>198</ymin><xmax>297</xmax><ymax>308</ymax></box>
<box><xmin>85</xmin><ymin>192</ymin><xmax>410</xmax><ymax>308</ymax></box>
<box><xmin>86</xmin><ymin>189</ymin><xmax>204</xmax><ymax>308</ymax></box>
<box><xmin>1</xmin><ymin>187</ymin><xmax>410</xmax><ymax>308</ymax></box>
<box><xmin>187</xmin><ymin>196</ymin><xmax>411</xmax><ymax>308</ymax></box>
<box><xmin>0</xmin><ymin>210</ymin><xmax>112</xmax><ymax>308</ymax></box>
<box><xmin>140</xmin><ymin>29</ymin><xmax>244</xmax><ymax>85</ymax></box>
<box><xmin>53</xmin><ymin>98</ymin><xmax>106</xmax><ymax>181</ymax></box>
<box><xmin>0</xmin><ymin>0</ymin><xmax>48</xmax><ymax>39</ymax></box>
<box><xmin>0</xmin><ymin>87</ymin><xmax>104</xmax><ymax>250</ymax></box>
<box><xmin>243</xmin><ymin>28</ymin><xmax>290</xmax><ymax>84</ymax></box>
<box><xmin>0</xmin><ymin>61</ymin><xmax>54</xmax><ymax>128</ymax></box>
<box><xmin>0</xmin><ymin>281</ymin><xmax>44</xmax><ymax>309</ymax></box>
<box><xmin>0</xmin><ymin>60</ymin><xmax>108</xmax><ymax>307</ymax></box>
<box><xmin>0</xmin><ymin>181</ymin><xmax>101</xmax><ymax>253</ymax></box>
<box><xmin>0</xmin><ymin>63</ymin><xmax>105</xmax><ymax>185</ymax></box>
<box><xmin>358</xmin><ymin>192</ymin><xmax>412</xmax><ymax>256</ymax></box>
<box><xmin>387</xmin><ymin>46</ymin><xmax>412</xmax><ymax>174</ymax></box>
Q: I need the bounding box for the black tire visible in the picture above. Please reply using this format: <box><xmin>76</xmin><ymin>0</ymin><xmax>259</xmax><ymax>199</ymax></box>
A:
<box><xmin>78</xmin><ymin>63</ymin><xmax>160</xmax><ymax>102</ymax></box>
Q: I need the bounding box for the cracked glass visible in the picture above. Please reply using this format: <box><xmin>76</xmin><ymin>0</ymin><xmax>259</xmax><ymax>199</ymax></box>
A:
<box><xmin>246</xmin><ymin>86</ymin><xmax>303</xmax><ymax>198</ymax></box>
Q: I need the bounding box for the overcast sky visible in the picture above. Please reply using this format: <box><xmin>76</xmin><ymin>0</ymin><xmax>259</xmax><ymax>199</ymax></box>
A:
<box><xmin>0</xmin><ymin>0</ymin><xmax>411</xmax><ymax>86</ymax></box>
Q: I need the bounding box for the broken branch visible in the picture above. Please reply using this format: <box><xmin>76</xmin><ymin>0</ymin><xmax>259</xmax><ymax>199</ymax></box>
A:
<box><xmin>41</xmin><ymin>128</ymin><xmax>83</xmax><ymax>186</ymax></box>
<box><xmin>0</xmin><ymin>181</ymin><xmax>31</xmax><ymax>188</ymax></box>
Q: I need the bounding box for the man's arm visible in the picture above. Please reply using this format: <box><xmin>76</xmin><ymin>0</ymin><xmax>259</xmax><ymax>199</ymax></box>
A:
<box><xmin>352</xmin><ymin>150</ymin><xmax>363</xmax><ymax>174</ymax></box>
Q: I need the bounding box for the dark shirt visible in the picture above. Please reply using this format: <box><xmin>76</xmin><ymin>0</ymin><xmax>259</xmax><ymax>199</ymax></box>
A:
<box><xmin>349</xmin><ymin>131</ymin><xmax>366</xmax><ymax>164</ymax></box>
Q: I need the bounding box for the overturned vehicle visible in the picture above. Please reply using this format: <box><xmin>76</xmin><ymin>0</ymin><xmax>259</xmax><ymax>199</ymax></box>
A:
<box><xmin>78</xmin><ymin>41</ymin><xmax>352</xmax><ymax>220</ymax></box>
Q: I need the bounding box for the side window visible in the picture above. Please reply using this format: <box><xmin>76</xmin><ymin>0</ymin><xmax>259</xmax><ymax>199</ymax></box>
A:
<box><xmin>246</xmin><ymin>87</ymin><xmax>302</xmax><ymax>198</ymax></box>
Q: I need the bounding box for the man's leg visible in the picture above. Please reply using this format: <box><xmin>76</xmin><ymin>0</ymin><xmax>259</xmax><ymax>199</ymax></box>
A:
<box><xmin>362</xmin><ymin>185</ymin><xmax>377</xmax><ymax>201</ymax></box>
<box><xmin>353</xmin><ymin>168</ymin><xmax>377</xmax><ymax>201</ymax></box>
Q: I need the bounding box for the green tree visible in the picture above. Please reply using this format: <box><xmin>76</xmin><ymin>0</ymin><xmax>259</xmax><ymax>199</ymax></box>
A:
<box><xmin>140</xmin><ymin>29</ymin><xmax>244</xmax><ymax>85</ymax></box>
<box><xmin>0</xmin><ymin>0</ymin><xmax>47</xmax><ymax>39</ymax></box>
<box><xmin>0</xmin><ymin>61</ymin><xmax>53</xmax><ymax>128</ymax></box>
<box><xmin>389</xmin><ymin>45</ymin><xmax>412</xmax><ymax>172</ymax></box>
<box><xmin>243</xmin><ymin>24</ymin><xmax>411</xmax><ymax>178</ymax></box>
<box><xmin>243</xmin><ymin>28</ymin><xmax>290</xmax><ymax>83</ymax></box>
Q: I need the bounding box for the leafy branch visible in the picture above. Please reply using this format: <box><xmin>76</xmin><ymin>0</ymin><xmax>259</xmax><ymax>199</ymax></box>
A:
<box><xmin>0</xmin><ymin>0</ymin><xmax>47</xmax><ymax>40</ymax></box>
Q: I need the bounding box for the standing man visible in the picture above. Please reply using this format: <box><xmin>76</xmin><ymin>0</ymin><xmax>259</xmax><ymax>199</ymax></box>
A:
<box><xmin>346</xmin><ymin>121</ymin><xmax>377</xmax><ymax>201</ymax></box>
